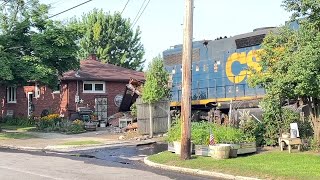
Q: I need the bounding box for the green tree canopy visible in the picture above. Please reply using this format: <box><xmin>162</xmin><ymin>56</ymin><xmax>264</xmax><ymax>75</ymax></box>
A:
<box><xmin>69</xmin><ymin>9</ymin><xmax>145</xmax><ymax>71</ymax></box>
<box><xmin>0</xmin><ymin>0</ymin><xmax>79</xmax><ymax>87</ymax></box>
<box><xmin>249</xmin><ymin>0</ymin><xmax>320</xmax><ymax>145</ymax></box>
<box><xmin>142</xmin><ymin>56</ymin><xmax>170</xmax><ymax>104</ymax></box>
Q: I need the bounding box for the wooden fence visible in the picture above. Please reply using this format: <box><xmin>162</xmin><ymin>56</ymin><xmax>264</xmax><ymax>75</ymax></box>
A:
<box><xmin>136</xmin><ymin>98</ymin><xmax>170</xmax><ymax>135</ymax></box>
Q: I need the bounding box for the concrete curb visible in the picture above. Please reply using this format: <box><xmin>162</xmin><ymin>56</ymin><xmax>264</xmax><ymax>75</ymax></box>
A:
<box><xmin>144</xmin><ymin>155</ymin><xmax>261</xmax><ymax>180</ymax></box>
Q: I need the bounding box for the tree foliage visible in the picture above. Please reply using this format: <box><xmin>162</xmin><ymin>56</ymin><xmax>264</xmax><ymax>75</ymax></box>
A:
<box><xmin>0</xmin><ymin>0</ymin><xmax>79</xmax><ymax>87</ymax></box>
<box><xmin>142</xmin><ymin>56</ymin><xmax>170</xmax><ymax>104</ymax></box>
<box><xmin>69</xmin><ymin>9</ymin><xmax>145</xmax><ymax>71</ymax></box>
<box><xmin>249</xmin><ymin>0</ymin><xmax>320</xmax><ymax>145</ymax></box>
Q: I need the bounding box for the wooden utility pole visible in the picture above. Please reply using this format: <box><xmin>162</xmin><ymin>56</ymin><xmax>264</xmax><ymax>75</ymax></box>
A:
<box><xmin>181</xmin><ymin>0</ymin><xmax>193</xmax><ymax>160</ymax></box>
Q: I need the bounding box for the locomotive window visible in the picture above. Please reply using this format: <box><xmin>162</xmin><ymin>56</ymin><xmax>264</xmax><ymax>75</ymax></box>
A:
<box><xmin>196</xmin><ymin>65</ymin><xmax>200</xmax><ymax>71</ymax></box>
<box><xmin>172</xmin><ymin>68</ymin><xmax>176</xmax><ymax>74</ymax></box>
<box><xmin>203</xmin><ymin>64</ymin><xmax>208</xmax><ymax>72</ymax></box>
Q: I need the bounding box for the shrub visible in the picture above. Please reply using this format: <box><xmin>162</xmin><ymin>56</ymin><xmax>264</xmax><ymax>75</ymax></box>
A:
<box><xmin>37</xmin><ymin>114</ymin><xmax>61</xmax><ymax>131</ymax></box>
<box><xmin>58</xmin><ymin>119</ymin><xmax>85</xmax><ymax>134</ymax></box>
<box><xmin>3</xmin><ymin>117</ymin><xmax>35</xmax><ymax>126</ymax></box>
<box><xmin>239</xmin><ymin>116</ymin><xmax>265</xmax><ymax>146</ymax></box>
<box><xmin>166</xmin><ymin>120</ymin><xmax>255</xmax><ymax>145</ymax></box>
<box><xmin>165</xmin><ymin>118</ymin><xmax>181</xmax><ymax>143</ymax></box>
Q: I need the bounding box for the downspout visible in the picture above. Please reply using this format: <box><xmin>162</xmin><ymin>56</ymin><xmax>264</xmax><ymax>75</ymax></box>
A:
<box><xmin>76</xmin><ymin>80</ymin><xmax>79</xmax><ymax>111</ymax></box>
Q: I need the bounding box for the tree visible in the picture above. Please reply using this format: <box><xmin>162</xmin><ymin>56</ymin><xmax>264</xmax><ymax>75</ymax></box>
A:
<box><xmin>249</xmin><ymin>0</ymin><xmax>320</xmax><ymax>145</ymax></box>
<box><xmin>0</xmin><ymin>0</ymin><xmax>79</xmax><ymax>88</ymax></box>
<box><xmin>142</xmin><ymin>56</ymin><xmax>170</xmax><ymax>137</ymax></box>
<box><xmin>69</xmin><ymin>9</ymin><xmax>145</xmax><ymax>71</ymax></box>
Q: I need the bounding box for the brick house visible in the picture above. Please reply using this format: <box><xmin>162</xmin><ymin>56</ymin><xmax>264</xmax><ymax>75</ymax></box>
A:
<box><xmin>0</xmin><ymin>55</ymin><xmax>144</xmax><ymax>120</ymax></box>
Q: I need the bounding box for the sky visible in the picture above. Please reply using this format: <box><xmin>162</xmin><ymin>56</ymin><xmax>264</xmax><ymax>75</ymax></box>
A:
<box><xmin>43</xmin><ymin>0</ymin><xmax>292</xmax><ymax>68</ymax></box>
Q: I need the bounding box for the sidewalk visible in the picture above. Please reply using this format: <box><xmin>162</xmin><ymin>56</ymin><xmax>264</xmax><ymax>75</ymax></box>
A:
<box><xmin>0</xmin><ymin>128</ymin><xmax>159</xmax><ymax>152</ymax></box>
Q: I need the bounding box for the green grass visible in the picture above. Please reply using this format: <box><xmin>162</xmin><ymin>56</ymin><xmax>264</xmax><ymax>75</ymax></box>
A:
<box><xmin>148</xmin><ymin>151</ymin><xmax>320</xmax><ymax>180</ymax></box>
<box><xmin>61</xmin><ymin>140</ymin><xmax>103</xmax><ymax>146</ymax></box>
<box><xmin>0</xmin><ymin>124</ymin><xmax>36</xmax><ymax>132</ymax></box>
<box><xmin>0</xmin><ymin>132</ymin><xmax>37</xmax><ymax>140</ymax></box>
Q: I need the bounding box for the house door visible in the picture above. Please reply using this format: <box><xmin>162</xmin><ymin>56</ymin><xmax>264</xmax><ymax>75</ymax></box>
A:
<box><xmin>27</xmin><ymin>92</ymin><xmax>33</xmax><ymax>117</ymax></box>
<box><xmin>95</xmin><ymin>97</ymin><xmax>108</xmax><ymax>121</ymax></box>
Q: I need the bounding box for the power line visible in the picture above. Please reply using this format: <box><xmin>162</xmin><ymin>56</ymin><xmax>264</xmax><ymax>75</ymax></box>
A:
<box><xmin>131</xmin><ymin>0</ymin><xmax>147</xmax><ymax>27</ymax></box>
<box><xmin>120</xmin><ymin>0</ymin><xmax>130</xmax><ymax>15</ymax></box>
<box><xmin>131</xmin><ymin>0</ymin><xmax>151</xmax><ymax>28</ymax></box>
<box><xmin>48</xmin><ymin>0</ymin><xmax>93</xmax><ymax>19</ymax></box>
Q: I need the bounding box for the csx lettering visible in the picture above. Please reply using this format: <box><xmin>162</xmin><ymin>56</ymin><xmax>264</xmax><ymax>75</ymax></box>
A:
<box><xmin>225</xmin><ymin>49</ymin><xmax>262</xmax><ymax>83</ymax></box>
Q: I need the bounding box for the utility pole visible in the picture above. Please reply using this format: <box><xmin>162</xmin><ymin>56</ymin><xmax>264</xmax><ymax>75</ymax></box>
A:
<box><xmin>181</xmin><ymin>0</ymin><xmax>193</xmax><ymax>160</ymax></box>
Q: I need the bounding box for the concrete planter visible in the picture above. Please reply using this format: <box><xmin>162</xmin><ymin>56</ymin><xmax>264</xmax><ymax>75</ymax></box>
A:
<box><xmin>237</xmin><ymin>142</ymin><xmax>257</xmax><ymax>155</ymax></box>
<box><xmin>168</xmin><ymin>142</ymin><xmax>175</xmax><ymax>152</ymax></box>
<box><xmin>195</xmin><ymin>145</ymin><xmax>210</xmax><ymax>156</ymax></box>
<box><xmin>173</xmin><ymin>141</ymin><xmax>194</xmax><ymax>155</ymax></box>
<box><xmin>229</xmin><ymin>144</ymin><xmax>240</xmax><ymax>158</ymax></box>
<box><xmin>209</xmin><ymin>144</ymin><xmax>231</xmax><ymax>159</ymax></box>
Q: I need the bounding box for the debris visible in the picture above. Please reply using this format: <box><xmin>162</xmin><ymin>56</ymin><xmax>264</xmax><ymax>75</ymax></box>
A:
<box><xmin>107</xmin><ymin>112</ymin><xmax>133</xmax><ymax>127</ymax></box>
<box><xmin>123</xmin><ymin>122</ymin><xmax>138</xmax><ymax>132</ymax></box>
<box><xmin>118</xmin><ymin>135</ymin><xmax>125</xmax><ymax>140</ymax></box>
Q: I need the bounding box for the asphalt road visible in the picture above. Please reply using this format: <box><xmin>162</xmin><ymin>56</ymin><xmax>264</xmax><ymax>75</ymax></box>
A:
<box><xmin>0</xmin><ymin>144</ymin><xmax>218</xmax><ymax>180</ymax></box>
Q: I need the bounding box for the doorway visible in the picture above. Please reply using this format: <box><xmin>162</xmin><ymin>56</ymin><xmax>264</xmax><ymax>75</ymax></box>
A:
<box><xmin>95</xmin><ymin>97</ymin><xmax>108</xmax><ymax>121</ymax></box>
<box><xmin>27</xmin><ymin>92</ymin><xmax>33</xmax><ymax>117</ymax></box>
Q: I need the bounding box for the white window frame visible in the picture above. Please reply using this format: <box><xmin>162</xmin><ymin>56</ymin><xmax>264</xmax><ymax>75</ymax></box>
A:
<box><xmin>7</xmin><ymin>86</ymin><xmax>17</xmax><ymax>103</ymax></box>
<box><xmin>83</xmin><ymin>81</ymin><xmax>106</xmax><ymax>93</ymax></box>
<box><xmin>52</xmin><ymin>83</ymin><xmax>61</xmax><ymax>94</ymax></box>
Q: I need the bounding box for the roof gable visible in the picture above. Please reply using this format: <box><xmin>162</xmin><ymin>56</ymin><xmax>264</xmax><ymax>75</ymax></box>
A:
<box><xmin>61</xmin><ymin>59</ymin><xmax>144</xmax><ymax>82</ymax></box>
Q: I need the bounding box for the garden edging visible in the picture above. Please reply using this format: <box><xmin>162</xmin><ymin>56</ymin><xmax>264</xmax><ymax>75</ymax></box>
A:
<box><xmin>144</xmin><ymin>155</ymin><xmax>262</xmax><ymax>180</ymax></box>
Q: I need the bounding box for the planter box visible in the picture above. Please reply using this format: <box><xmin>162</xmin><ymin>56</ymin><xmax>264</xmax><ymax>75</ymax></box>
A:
<box><xmin>209</xmin><ymin>144</ymin><xmax>231</xmax><ymax>159</ymax></box>
<box><xmin>168</xmin><ymin>142</ymin><xmax>175</xmax><ymax>152</ymax></box>
<box><xmin>195</xmin><ymin>145</ymin><xmax>210</xmax><ymax>156</ymax></box>
<box><xmin>85</xmin><ymin>122</ymin><xmax>97</xmax><ymax>131</ymax></box>
<box><xmin>237</xmin><ymin>142</ymin><xmax>257</xmax><ymax>155</ymax></box>
<box><xmin>173</xmin><ymin>141</ymin><xmax>194</xmax><ymax>155</ymax></box>
<box><xmin>229</xmin><ymin>144</ymin><xmax>240</xmax><ymax>158</ymax></box>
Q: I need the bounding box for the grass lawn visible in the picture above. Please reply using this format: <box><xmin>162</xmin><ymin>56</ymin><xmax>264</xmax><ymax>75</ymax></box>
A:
<box><xmin>0</xmin><ymin>124</ymin><xmax>36</xmax><ymax>132</ymax></box>
<box><xmin>0</xmin><ymin>132</ymin><xmax>37</xmax><ymax>140</ymax></box>
<box><xmin>148</xmin><ymin>151</ymin><xmax>320</xmax><ymax>180</ymax></box>
<box><xmin>61</xmin><ymin>140</ymin><xmax>103</xmax><ymax>146</ymax></box>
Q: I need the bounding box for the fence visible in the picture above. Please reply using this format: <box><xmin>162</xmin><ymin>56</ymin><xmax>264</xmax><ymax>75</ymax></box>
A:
<box><xmin>136</xmin><ymin>98</ymin><xmax>170</xmax><ymax>135</ymax></box>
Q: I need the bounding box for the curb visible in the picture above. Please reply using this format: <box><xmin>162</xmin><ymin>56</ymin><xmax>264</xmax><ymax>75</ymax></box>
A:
<box><xmin>143</xmin><ymin>155</ymin><xmax>261</xmax><ymax>180</ymax></box>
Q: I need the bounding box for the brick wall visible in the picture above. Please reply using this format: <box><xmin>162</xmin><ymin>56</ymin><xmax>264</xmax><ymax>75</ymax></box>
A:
<box><xmin>72</xmin><ymin>81</ymin><xmax>127</xmax><ymax>117</ymax></box>
<box><xmin>0</xmin><ymin>80</ymin><xmax>128</xmax><ymax>119</ymax></box>
<box><xmin>0</xmin><ymin>85</ymin><xmax>60</xmax><ymax>118</ymax></box>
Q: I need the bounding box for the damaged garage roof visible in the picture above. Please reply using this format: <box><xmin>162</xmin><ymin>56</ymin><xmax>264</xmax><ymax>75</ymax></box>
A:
<box><xmin>61</xmin><ymin>55</ymin><xmax>145</xmax><ymax>82</ymax></box>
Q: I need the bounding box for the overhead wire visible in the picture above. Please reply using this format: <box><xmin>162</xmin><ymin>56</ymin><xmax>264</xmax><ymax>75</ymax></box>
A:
<box><xmin>48</xmin><ymin>0</ymin><xmax>93</xmax><ymax>19</ymax></box>
<box><xmin>131</xmin><ymin>0</ymin><xmax>151</xmax><ymax>28</ymax></box>
<box><xmin>120</xmin><ymin>0</ymin><xmax>130</xmax><ymax>15</ymax></box>
<box><xmin>130</xmin><ymin>0</ymin><xmax>147</xmax><ymax>27</ymax></box>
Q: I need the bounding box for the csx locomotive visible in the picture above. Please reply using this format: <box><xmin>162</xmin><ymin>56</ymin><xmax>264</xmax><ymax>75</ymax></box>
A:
<box><xmin>163</xmin><ymin>27</ymin><xmax>279</xmax><ymax>121</ymax></box>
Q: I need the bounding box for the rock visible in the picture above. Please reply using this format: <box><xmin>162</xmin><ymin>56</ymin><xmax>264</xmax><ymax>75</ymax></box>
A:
<box><xmin>163</xmin><ymin>133</ymin><xmax>168</xmax><ymax>137</ymax></box>
<box><xmin>118</xmin><ymin>135</ymin><xmax>125</xmax><ymax>140</ymax></box>
<box><xmin>157</xmin><ymin>134</ymin><xmax>163</xmax><ymax>137</ymax></box>
<box><xmin>136</xmin><ymin>138</ymin><xmax>141</xmax><ymax>141</ymax></box>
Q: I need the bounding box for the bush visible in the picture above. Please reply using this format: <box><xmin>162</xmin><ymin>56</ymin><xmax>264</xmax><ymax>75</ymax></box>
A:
<box><xmin>59</xmin><ymin>119</ymin><xmax>86</xmax><ymax>134</ymax></box>
<box><xmin>3</xmin><ymin>117</ymin><xmax>35</xmax><ymax>126</ymax></box>
<box><xmin>37</xmin><ymin>114</ymin><xmax>61</xmax><ymax>131</ymax></box>
<box><xmin>239</xmin><ymin>116</ymin><xmax>265</xmax><ymax>146</ymax></box>
<box><xmin>166</xmin><ymin>120</ymin><xmax>255</xmax><ymax>145</ymax></box>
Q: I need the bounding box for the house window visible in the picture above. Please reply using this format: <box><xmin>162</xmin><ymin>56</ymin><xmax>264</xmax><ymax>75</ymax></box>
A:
<box><xmin>83</xmin><ymin>81</ymin><xmax>105</xmax><ymax>93</ymax></box>
<box><xmin>7</xmin><ymin>87</ymin><xmax>17</xmax><ymax>103</ymax></box>
<box><xmin>52</xmin><ymin>83</ymin><xmax>61</xmax><ymax>94</ymax></box>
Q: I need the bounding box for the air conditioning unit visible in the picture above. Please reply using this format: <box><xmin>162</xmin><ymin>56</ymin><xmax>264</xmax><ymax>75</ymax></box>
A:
<box><xmin>6</xmin><ymin>110</ymin><xmax>14</xmax><ymax>117</ymax></box>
